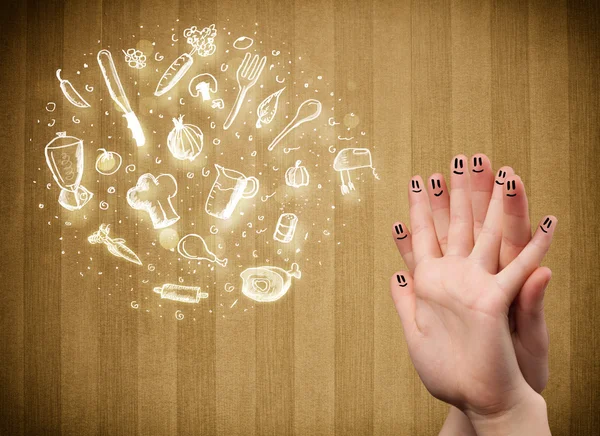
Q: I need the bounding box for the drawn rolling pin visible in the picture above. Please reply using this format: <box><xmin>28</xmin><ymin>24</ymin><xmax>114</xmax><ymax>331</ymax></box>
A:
<box><xmin>97</xmin><ymin>49</ymin><xmax>145</xmax><ymax>147</ymax></box>
<box><xmin>153</xmin><ymin>284</ymin><xmax>208</xmax><ymax>304</ymax></box>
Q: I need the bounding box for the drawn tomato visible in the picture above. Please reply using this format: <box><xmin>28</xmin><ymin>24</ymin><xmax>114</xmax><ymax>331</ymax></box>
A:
<box><xmin>95</xmin><ymin>148</ymin><xmax>122</xmax><ymax>175</ymax></box>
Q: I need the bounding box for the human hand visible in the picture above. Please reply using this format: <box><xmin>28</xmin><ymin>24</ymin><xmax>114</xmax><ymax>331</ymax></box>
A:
<box><xmin>394</xmin><ymin>156</ymin><xmax>552</xmax><ymax>396</ymax></box>
<box><xmin>389</xmin><ymin>154</ymin><xmax>556</xmax><ymax>425</ymax></box>
<box><xmin>394</xmin><ymin>155</ymin><xmax>553</xmax><ymax>434</ymax></box>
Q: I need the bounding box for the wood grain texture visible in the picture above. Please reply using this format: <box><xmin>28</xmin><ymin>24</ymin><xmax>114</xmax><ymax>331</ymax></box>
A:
<box><xmin>0</xmin><ymin>0</ymin><xmax>598</xmax><ymax>435</ymax></box>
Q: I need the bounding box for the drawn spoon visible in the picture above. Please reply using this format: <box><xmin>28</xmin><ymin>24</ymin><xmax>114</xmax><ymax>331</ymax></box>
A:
<box><xmin>267</xmin><ymin>99</ymin><xmax>322</xmax><ymax>151</ymax></box>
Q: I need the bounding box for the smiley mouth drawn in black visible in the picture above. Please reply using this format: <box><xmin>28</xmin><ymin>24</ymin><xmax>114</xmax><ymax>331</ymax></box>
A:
<box><xmin>495</xmin><ymin>169</ymin><xmax>507</xmax><ymax>185</ymax></box>
<box><xmin>506</xmin><ymin>179</ymin><xmax>517</xmax><ymax>197</ymax></box>
<box><xmin>396</xmin><ymin>274</ymin><xmax>407</xmax><ymax>287</ymax></box>
<box><xmin>411</xmin><ymin>179</ymin><xmax>422</xmax><ymax>193</ymax></box>
<box><xmin>431</xmin><ymin>178</ymin><xmax>443</xmax><ymax>196</ymax></box>
<box><xmin>395</xmin><ymin>224</ymin><xmax>407</xmax><ymax>240</ymax></box>
<box><xmin>540</xmin><ymin>217</ymin><xmax>552</xmax><ymax>233</ymax></box>
<box><xmin>472</xmin><ymin>156</ymin><xmax>484</xmax><ymax>173</ymax></box>
<box><xmin>453</xmin><ymin>157</ymin><xmax>464</xmax><ymax>175</ymax></box>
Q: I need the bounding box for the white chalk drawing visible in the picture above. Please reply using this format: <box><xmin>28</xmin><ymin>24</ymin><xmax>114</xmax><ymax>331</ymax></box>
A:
<box><xmin>72</xmin><ymin>116</ymin><xmax>80</xmax><ymax>124</ymax></box>
<box><xmin>223</xmin><ymin>53</ymin><xmax>267</xmax><ymax>130</ymax></box>
<box><xmin>45</xmin><ymin>132</ymin><xmax>93</xmax><ymax>211</ymax></box>
<box><xmin>85</xmin><ymin>85</ymin><xmax>94</xmax><ymax>92</ymax></box>
<box><xmin>273</xmin><ymin>213</ymin><xmax>298</xmax><ymax>243</ymax></box>
<box><xmin>211</xmin><ymin>99</ymin><xmax>224</xmax><ymax>110</ymax></box>
<box><xmin>47</xmin><ymin>119</ymin><xmax>55</xmax><ymax>127</ymax></box>
<box><xmin>95</xmin><ymin>148</ymin><xmax>122</xmax><ymax>175</ymax></box>
<box><xmin>97</xmin><ymin>49</ymin><xmax>145</xmax><ymax>147</ymax></box>
<box><xmin>125</xmin><ymin>164</ymin><xmax>136</xmax><ymax>173</ymax></box>
<box><xmin>240</xmin><ymin>263</ymin><xmax>301</xmax><ymax>303</ymax></box>
<box><xmin>333</xmin><ymin>148</ymin><xmax>380</xmax><ymax>195</ymax></box>
<box><xmin>285</xmin><ymin>160</ymin><xmax>309</xmax><ymax>188</ymax></box>
<box><xmin>177</xmin><ymin>233</ymin><xmax>227</xmax><ymax>267</ymax></box>
<box><xmin>155</xmin><ymin>52</ymin><xmax>164</xmax><ymax>61</ymax></box>
<box><xmin>167</xmin><ymin>115</ymin><xmax>203</xmax><ymax>161</ymax></box>
<box><xmin>328</xmin><ymin>117</ymin><xmax>340</xmax><ymax>126</ymax></box>
<box><xmin>188</xmin><ymin>73</ymin><xmax>217</xmax><ymax>101</ymax></box>
<box><xmin>155</xmin><ymin>25</ymin><xmax>217</xmax><ymax>97</ymax></box>
<box><xmin>205</xmin><ymin>164</ymin><xmax>259</xmax><ymax>220</ymax></box>
<box><xmin>232</xmin><ymin>36</ymin><xmax>254</xmax><ymax>50</ymax></box>
<box><xmin>256</xmin><ymin>87</ymin><xmax>285</xmax><ymax>128</ymax></box>
<box><xmin>56</xmin><ymin>69</ymin><xmax>91</xmax><ymax>108</ymax></box>
<box><xmin>88</xmin><ymin>223</ymin><xmax>142</xmax><ymax>265</ymax></box>
<box><xmin>127</xmin><ymin>173</ymin><xmax>180</xmax><ymax>229</ymax></box>
<box><xmin>46</xmin><ymin>102</ymin><xmax>56</xmax><ymax>112</ymax></box>
<box><xmin>153</xmin><ymin>284</ymin><xmax>208</xmax><ymax>304</ymax></box>
<box><xmin>272</xmin><ymin>50</ymin><xmax>280</xmax><ymax>56</ymax></box>
<box><xmin>123</xmin><ymin>48</ymin><xmax>147</xmax><ymax>69</ymax></box>
<box><xmin>275</xmin><ymin>75</ymin><xmax>285</xmax><ymax>84</ymax></box>
<box><xmin>267</xmin><ymin>99</ymin><xmax>322</xmax><ymax>151</ymax></box>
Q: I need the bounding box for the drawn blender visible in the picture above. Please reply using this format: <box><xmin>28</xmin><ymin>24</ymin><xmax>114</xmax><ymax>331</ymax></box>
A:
<box><xmin>223</xmin><ymin>53</ymin><xmax>266</xmax><ymax>130</ymax></box>
<box><xmin>267</xmin><ymin>99</ymin><xmax>322</xmax><ymax>151</ymax></box>
<box><xmin>333</xmin><ymin>148</ymin><xmax>379</xmax><ymax>195</ymax></box>
<box><xmin>44</xmin><ymin>132</ymin><xmax>93</xmax><ymax>211</ymax></box>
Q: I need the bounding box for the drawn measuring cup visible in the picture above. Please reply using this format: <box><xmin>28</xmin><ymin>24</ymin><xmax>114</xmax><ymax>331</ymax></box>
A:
<box><xmin>205</xmin><ymin>164</ymin><xmax>259</xmax><ymax>220</ymax></box>
<box><xmin>45</xmin><ymin>132</ymin><xmax>93</xmax><ymax>211</ymax></box>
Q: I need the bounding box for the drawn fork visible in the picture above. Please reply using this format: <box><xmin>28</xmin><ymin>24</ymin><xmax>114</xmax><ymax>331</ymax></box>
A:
<box><xmin>223</xmin><ymin>53</ymin><xmax>267</xmax><ymax>130</ymax></box>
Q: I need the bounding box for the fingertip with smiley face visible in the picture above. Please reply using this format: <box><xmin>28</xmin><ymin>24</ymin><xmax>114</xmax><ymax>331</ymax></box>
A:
<box><xmin>494</xmin><ymin>166</ymin><xmax>514</xmax><ymax>187</ymax></box>
<box><xmin>393</xmin><ymin>221</ymin><xmax>409</xmax><ymax>241</ymax></box>
<box><xmin>409</xmin><ymin>176</ymin><xmax>424</xmax><ymax>194</ymax></box>
<box><xmin>428</xmin><ymin>173</ymin><xmax>446</xmax><ymax>198</ymax></box>
<box><xmin>504</xmin><ymin>175</ymin><xmax>523</xmax><ymax>198</ymax></box>
<box><xmin>470</xmin><ymin>153</ymin><xmax>491</xmax><ymax>174</ymax></box>
<box><xmin>539</xmin><ymin>215</ymin><xmax>557</xmax><ymax>235</ymax></box>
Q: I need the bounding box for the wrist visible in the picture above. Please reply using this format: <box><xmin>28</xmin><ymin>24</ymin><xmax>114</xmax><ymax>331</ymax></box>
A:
<box><xmin>464</xmin><ymin>388</ymin><xmax>551</xmax><ymax>436</ymax></box>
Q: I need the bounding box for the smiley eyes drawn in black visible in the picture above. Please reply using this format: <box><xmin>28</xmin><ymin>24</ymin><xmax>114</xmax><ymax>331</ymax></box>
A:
<box><xmin>411</xmin><ymin>179</ymin><xmax>422</xmax><ymax>193</ymax></box>
<box><xmin>540</xmin><ymin>217</ymin><xmax>552</xmax><ymax>233</ymax></box>
<box><xmin>472</xmin><ymin>156</ymin><xmax>484</xmax><ymax>173</ymax></box>
<box><xmin>495</xmin><ymin>170</ymin><xmax>507</xmax><ymax>185</ymax></box>
<box><xmin>431</xmin><ymin>178</ymin><xmax>443</xmax><ymax>196</ymax></box>
<box><xmin>506</xmin><ymin>179</ymin><xmax>517</xmax><ymax>197</ymax></box>
<box><xmin>453</xmin><ymin>157</ymin><xmax>464</xmax><ymax>175</ymax></box>
<box><xmin>395</xmin><ymin>224</ymin><xmax>407</xmax><ymax>240</ymax></box>
<box><xmin>396</xmin><ymin>274</ymin><xmax>407</xmax><ymax>287</ymax></box>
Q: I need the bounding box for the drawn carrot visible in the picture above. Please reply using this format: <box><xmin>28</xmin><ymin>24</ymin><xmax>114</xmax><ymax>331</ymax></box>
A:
<box><xmin>88</xmin><ymin>224</ymin><xmax>142</xmax><ymax>265</ymax></box>
<box><xmin>154</xmin><ymin>25</ymin><xmax>217</xmax><ymax>97</ymax></box>
<box><xmin>56</xmin><ymin>69</ymin><xmax>91</xmax><ymax>108</ymax></box>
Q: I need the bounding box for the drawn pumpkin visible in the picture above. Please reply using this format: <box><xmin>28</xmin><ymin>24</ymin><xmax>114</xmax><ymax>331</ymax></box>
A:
<box><xmin>285</xmin><ymin>160</ymin><xmax>310</xmax><ymax>188</ymax></box>
<box><xmin>167</xmin><ymin>115</ymin><xmax>203</xmax><ymax>161</ymax></box>
<box><xmin>95</xmin><ymin>148</ymin><xmax>122</xmax><ymax>175</ymax></box>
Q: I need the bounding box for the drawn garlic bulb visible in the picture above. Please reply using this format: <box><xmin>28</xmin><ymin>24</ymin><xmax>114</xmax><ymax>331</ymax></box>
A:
<box><xmin>167</xmin><ymin>115</ymin><xmax>203</xmax><ymax>161</ymax></box>
<box><xmin>240</xmin><ymin>263</ymin><xmax>301</xmax><ymax>303</ymax></box>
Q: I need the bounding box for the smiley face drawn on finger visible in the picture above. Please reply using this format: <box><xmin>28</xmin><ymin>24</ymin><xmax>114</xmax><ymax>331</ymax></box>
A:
<box><xmin>540</xmin><ymin>217</ymin><xmax>552</xmax><ymax>233</ymax></box>
<box><xmin>430</xmin><ymin>178</ymin><xmax>444</xmax><ymax>196</ymax></box>
<box><xmin>411</xmin><ymin>179</ymin><xmax>422</xmax><ymax>193</ymax></box>
<box><xmin>472</xmin><ymin>156</ymin><xmax>484</xmax><ymax>173</ymax></box>
<box><xmin>506</xmin><ymin>179</ymin><xmax>517</xmax><ymax>197</ymax></box>
<box><xmin>495</xmin><ymin>170</ymin><xmax>508</xmax><ymax>185</ymax></box>
<box><xmin>395</xmin><ymin>223</ymin><xmax>407</xmax><ymax>240</ymax></box>
<box><xmin>453</xmin><ymin>157</ymin><xmax>464</xmax><ymax>175</ymax></box>
<box><xmin>396</xmin><ymin>274</ymin><xmax>407</xmax><ymax>287</ymax></box>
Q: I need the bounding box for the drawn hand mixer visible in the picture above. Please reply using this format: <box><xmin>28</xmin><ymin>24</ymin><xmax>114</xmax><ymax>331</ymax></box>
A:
<box><xmin>333</xmin><ymin>148</ymin><xmax>380</xmax><ymax>195</ymax></box>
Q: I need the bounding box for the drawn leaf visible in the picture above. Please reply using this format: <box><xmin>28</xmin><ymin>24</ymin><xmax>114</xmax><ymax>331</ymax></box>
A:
<box><xmin>256</xmin><ymin>87</ymin><xmax>285</xmax><ymax>128</ymax></box>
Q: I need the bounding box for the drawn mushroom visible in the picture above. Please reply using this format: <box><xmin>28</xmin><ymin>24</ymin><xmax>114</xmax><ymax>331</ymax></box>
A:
<box><xmin>188</xmin><ymin>73</ymin><xmax>218</xmax><ymax>101</ymax></box>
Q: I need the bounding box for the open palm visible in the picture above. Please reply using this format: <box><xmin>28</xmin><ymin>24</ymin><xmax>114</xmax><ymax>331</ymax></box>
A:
<box><xmin>391</xmin><ymin>154</ymin><xmax>556</xmax><ymax>416</ymax></box>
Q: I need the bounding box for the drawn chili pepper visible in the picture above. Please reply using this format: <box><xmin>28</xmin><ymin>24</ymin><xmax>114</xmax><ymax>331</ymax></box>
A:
<box><xmin>56</xmin><ymin>69</ymin><xmax>91</xmax><ymax>108</ymax></box>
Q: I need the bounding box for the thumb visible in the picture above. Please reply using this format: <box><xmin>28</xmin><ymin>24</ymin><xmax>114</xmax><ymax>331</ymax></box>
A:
<box><xmin>514</xmin><ymin>267</ymin><xmax>552</xmax><ymax>358</ymax></box>
<box><xmin>390</xmin><ymin>271</ymin><xmax>417</xmax><ymax>336</ymax></box>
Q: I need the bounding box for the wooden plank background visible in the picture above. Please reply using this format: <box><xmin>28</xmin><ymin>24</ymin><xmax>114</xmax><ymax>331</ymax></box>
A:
<box><xmin>0</xmin><ymin>0</ymin><xmax>598</xmax><ymax>435</ymax></box>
